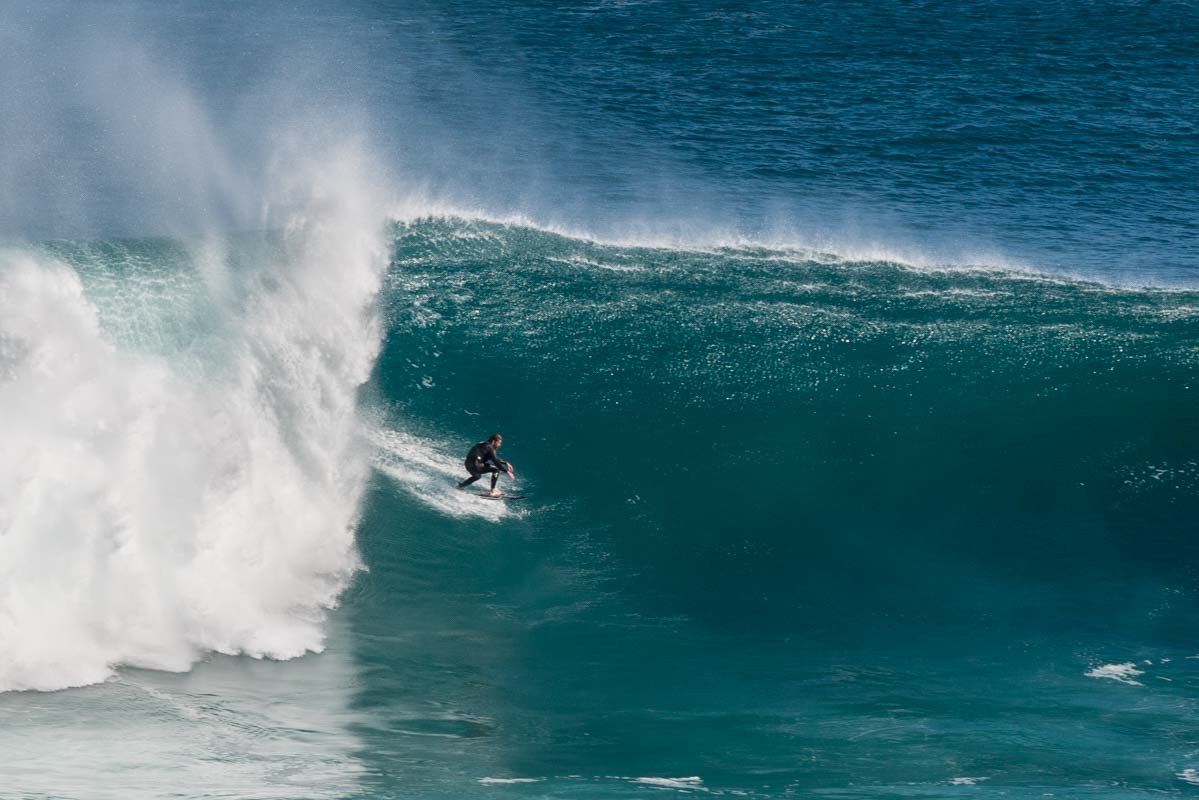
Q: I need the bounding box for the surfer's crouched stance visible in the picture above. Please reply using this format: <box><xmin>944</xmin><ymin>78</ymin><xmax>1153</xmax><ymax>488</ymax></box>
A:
<box><xmin>457</xmin><ymin>433</ymin><xmax>515</xmax><ymax>496</ymax></box>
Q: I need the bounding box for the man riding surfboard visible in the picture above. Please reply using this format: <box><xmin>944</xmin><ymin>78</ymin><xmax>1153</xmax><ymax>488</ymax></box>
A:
<box><xmin>457</xmin><ymin>433</ymin><xmax>515</xmax><ymax>496</ymax></box>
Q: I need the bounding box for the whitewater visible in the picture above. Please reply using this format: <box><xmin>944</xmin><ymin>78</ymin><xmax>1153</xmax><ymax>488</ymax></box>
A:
<box><xmin>0</xmin><ymin>149</ymin><xmax>388</xmax><ymax>691</ymax></box>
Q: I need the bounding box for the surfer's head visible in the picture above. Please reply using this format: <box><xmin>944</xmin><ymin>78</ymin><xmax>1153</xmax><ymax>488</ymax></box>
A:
<box><xmin>489</xmin><ymin>433</ymin><xmax>503</xmax><ymax>447</ymax></box>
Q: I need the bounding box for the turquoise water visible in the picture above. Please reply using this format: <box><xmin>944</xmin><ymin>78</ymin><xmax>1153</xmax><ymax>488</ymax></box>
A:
<box><xmin>2</xmin><ymin>1</ymin><xmax>1199</xmax><ymax>798</ymax></box>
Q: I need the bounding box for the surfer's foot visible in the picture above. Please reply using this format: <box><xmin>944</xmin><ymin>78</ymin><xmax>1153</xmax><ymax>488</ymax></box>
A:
<box><xmin>489</xmin><ymin>489</ymin><xmax>501</xmax><ymax>497</ymax></box>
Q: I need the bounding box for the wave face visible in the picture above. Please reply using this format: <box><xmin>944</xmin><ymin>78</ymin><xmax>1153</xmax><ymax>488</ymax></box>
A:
<box><xmin>338</xmin><ymin>217</ymin><xmax>1199</xmax><ymax>796</ymax></box>
<box><xmin>376</xmin><ymin>217</ymin><xmax>1199</xmax><ymax>631</ymax></box>
<box><xmin>0</xmin><ymin>154</ymin><xmax>387</xmax><ymax>692</ymax></box>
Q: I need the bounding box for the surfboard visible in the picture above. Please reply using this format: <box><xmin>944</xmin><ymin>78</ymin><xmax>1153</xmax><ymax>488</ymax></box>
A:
<box><xmin>473</xmin><ymin>492</ymin><xmax>526</xmax><ymax>501</ymax></box>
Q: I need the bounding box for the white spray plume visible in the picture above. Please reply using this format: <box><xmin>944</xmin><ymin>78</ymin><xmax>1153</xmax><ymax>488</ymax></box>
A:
<box><xmin>0</xmin><ymin>131</ymin><xmax>390</xmax><ymax>692</ymax></box>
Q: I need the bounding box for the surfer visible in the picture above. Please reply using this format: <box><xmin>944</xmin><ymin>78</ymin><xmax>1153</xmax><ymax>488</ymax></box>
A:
<box><xmin>457</xmin><ymin>433</ymin><xmax>515</xmax><ymax>496</ymax></box>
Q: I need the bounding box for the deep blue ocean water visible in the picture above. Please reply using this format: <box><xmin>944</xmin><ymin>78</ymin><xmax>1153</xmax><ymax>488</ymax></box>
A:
<box><xmin>1</xmin><ymin>1</ymin><xmax>1197</xmax><ymax>798</ymax></box>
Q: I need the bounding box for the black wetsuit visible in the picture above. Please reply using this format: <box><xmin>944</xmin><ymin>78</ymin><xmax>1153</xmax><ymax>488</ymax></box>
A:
<box><xmin>458</xmin><ymin>441</ymin><xmax>509</xmax><ymax>490</ymax></box>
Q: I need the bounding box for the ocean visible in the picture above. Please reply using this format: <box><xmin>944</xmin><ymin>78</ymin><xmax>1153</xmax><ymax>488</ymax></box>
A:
<box><xmin>1</xmin><ymin>1</ymin><xmax>1197</xmax><ymax>798</ymax></box>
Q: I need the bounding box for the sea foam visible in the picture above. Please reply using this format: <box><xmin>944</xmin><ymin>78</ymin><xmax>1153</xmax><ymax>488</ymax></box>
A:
<box><xmin>0</xmin><ymin>146</ymin><xmax>387</xmax><ymax>692</ymax></box>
